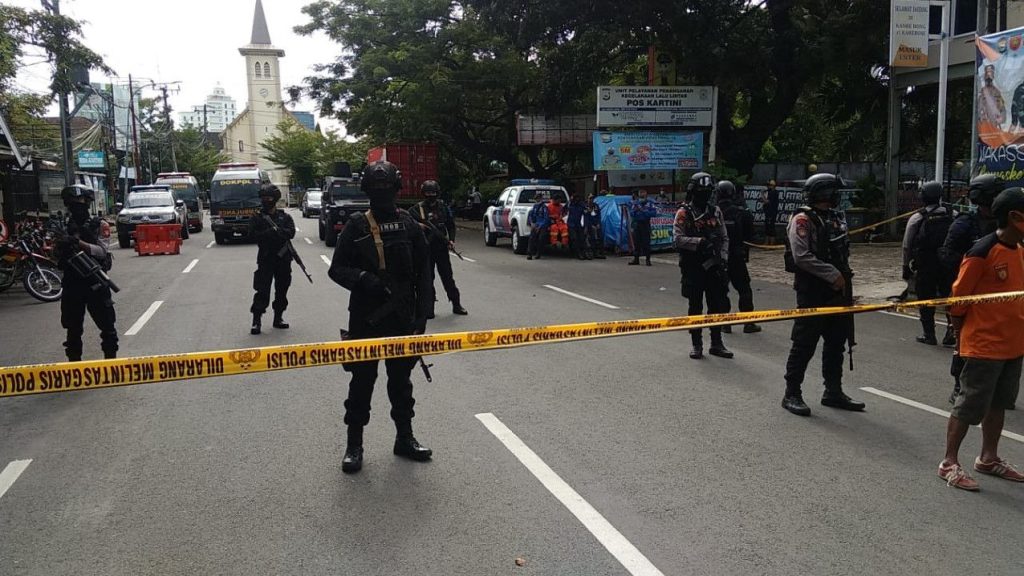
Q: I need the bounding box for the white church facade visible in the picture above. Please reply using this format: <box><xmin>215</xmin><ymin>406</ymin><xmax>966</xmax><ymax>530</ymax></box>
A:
<box><xmin>222</xmin><ymin>0</ymin><xmax>308</xmax><ymax>186</ymax></box>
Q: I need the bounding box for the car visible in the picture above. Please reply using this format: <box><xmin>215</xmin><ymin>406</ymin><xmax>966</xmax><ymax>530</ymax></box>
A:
<box><xmin>115</xmin><ymin>185</ymin><xmax>190</xmax><ymax>248</ymax></box>
<box><xmin>319</xmin><ymin>176</ymin><xmax>369</xmax><ymax>247</ymax></box>
<box><xmin>482</xmin><ymin>180</ymin><xmax>569</xmax><ymax>254</ymax></box>
<box><xmin>301</xmin><ymin>189</ymin><xmax>323</xmax><ymax>218</ymax></box>
<box><xmin>154</xmin><ymin>172</ymin><xmax>204</xmax><ymax>233</ymax></box>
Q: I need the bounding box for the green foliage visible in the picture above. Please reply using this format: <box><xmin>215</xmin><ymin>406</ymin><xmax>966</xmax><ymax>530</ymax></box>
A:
<box><xmin>0</xmin><ymin>5</ymin><xmax>112</xmax><ymax>96</ymax></box>
<box><xmin>1</xmin><ymin>91</ymin><xmax>60</xmax><ymax>155</ymax></box>
<box><xmin>173</xmin><ymin>128</ymin><xmax>229</xmax><ymax>190</ymax></box>
<box><xmin>851</xmin><ymin>176</ymin><xmax>885</xmax><ymax>211</ymax></box>
<box><xmin>262</xmin><ymin>120</ymin><xmax>374</xmax><ymax>187</ymax></box>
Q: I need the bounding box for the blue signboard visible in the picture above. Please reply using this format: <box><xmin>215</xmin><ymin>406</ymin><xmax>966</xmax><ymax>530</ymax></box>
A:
<box><xmin>593</xmin><ymin>131</ymin><xmax>703</xmax><ymax>171</ymax></box>
<box><xmin>78</xmin><ymin>150</ymin><xmax>105</xmax><ymax>169</ymax></box>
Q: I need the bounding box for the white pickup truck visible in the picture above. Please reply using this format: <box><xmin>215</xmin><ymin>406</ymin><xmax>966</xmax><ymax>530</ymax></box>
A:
<box><xmin>482</xmin><ymin>181</ymin><xmax>569</xmax><ymax>254</ymax></box>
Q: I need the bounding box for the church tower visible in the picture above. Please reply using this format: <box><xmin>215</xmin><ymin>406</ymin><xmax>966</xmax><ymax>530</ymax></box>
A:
<box><xmin>224</xmin><ymin>0</ymin><xmax>290</xmax><ymax>179</ymax></box>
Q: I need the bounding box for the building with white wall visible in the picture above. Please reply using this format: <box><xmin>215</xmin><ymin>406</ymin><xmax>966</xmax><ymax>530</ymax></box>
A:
<box><xmin>178</xmin><ymin>85</ymin><xmax>238</xmax><ymax>133</ymax></box>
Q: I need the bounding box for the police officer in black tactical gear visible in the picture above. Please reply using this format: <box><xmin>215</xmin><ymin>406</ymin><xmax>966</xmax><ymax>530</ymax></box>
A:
<box><xmin>717</xmin><ymin>180</ymin><xmax>761</xmax><ymax>335</ymax></box>
<box><xmin>941</xmin><ymin>173</ymin><xmax>1002</xmax><ymax>404</ymax></box>
<box><xmin>329</xmin><ymin>161</ymin><xmax>433</xmax><ymax>474</ymax></box>
<box><xmin>412</xmin><ymin>180</ymin><xmax>467</xmax><ymax>318</ymax></box>
<box><xmin>781</xmin><ymin>173</ymin><xmax>865</xmax><ymax>416</ymax></box>
<box><xmin>902</xmin><ymin>181</ymin><xmax>954</xmax><ymax>345</ymax></box>
<box><xmin>673</xmin><ymin>172</ymin><xmax>733</xmax><ymax>360</ymax></box>
<box><xmin>248</xmin><ymin>184</ymin><xmax>296</xmax><ymax>334</ymax></box>
<box><xmin>58</xmin><ymin>184</ymin><xmax>118</xmax><ymax>361</ymax></box>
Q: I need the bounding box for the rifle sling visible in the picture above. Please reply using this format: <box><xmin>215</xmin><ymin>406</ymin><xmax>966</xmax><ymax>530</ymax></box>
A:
<box><xmin>365</xmin><ymin>210</ymin><xmax>387</xmax><ymax>271</ymax></box>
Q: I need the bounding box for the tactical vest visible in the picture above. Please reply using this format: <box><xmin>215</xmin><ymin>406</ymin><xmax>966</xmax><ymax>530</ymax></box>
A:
<box><xmin>59</xmin><ymin>216</ymin><xmax>111</xmax><ymax>274</ymax></box>
<box><xmin>416</xmin><ymin>202</ymin><xmax>449</xmax><ymax>242</ymax></box>
<box><xmin>913</xmin><ymin>206</ymin><xmax>953</xmax><ymax>263</ymax></box>
<box><xmin>352</xmin><ymin>210</ymin><xmax>417</xmax><ymax>285</ymax></box>
<box><xmin>678</xmin><ymin>203</ymin><xmax>725</xmax><ymax>270</ymax></box>
<box><xmin>785</xmin><ymin>208</ymin><xmax>850</xmax><ymax>290</ymax></box>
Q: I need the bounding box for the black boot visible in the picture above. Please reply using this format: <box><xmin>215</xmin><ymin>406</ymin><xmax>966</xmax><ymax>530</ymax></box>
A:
<box><xmin>722</xmin><ymin>325</ymin><xmax>732</xmax><ymax>334</ymax></box>
<box><xmin>394</xmin><ymin>435</ymin><xmax>433</xmax><ymax>461</ymax></box>
<box><xmin>453</xmin><ymin>303</ymin><xmax>468</xmax><ymax>315</ymax></box>
<box><xmin>941</xmin><ymin>326</ymin><xmax>956</xmax><ymax>347</ymax></box>
<box><xmin>628</xmin><ymin>258</ymin><xmax>639</xmax><ymax>265</ymax></box>
<box><xmin>103</xmin><ymin>350</ymin><xmax>117</xmax><ymax>359</ymax></box>
<box><xmin>916</xmin><ymin>333</ymin><xmax>937</xmax><ymax>345</ymax></box>
<box><xmin>689</xmin><ymin>345</ymin><xmax>704</xmax><ymax>359</ymax></box>
<box><xmin>250</xmin><ymin>313</ymin><xmax>261</xmax><ymax>335</ymax></box>
<box><xmin>821</xmin><ymin>389</ymin><xmax>866</xmax><ymax>411</ymax></box>
<box><xmin>645</xmin><ymin>257</ymin><xmax>651</xmax><ymax>266</ymax></box>
<box><xmin>708</xmin><ymin>343</ymin><xmax>734</xmax><ymax>359</ymax></box>
<box><xmin>273</xmin><ymin>312</ymin><xmax>289</xmax><ymax>329</ymax></box>
<box><xmin>782</xmin><ymin>394</ymin><xmax>811</xmax><ymax>416</ymax></box>
<box><xmin>743</xmin><ymin>323</ymin><xmax>762</xmax><ymax>334</ymax></box>
<box><xmin>342</xmin><ymin>426</ymin><xmax>363</xmax><ymax>473</ymax></box>
<box><xmin>594</xmin><ymin>250</ymin><xmax>606</xmax><ymax>260</ymax></box>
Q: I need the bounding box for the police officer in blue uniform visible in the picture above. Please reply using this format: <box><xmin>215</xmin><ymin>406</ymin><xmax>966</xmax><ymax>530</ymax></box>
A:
<box><xmin>901</xmin><ymin>181</ymin><xmax>954</xmax><ymax>345</ymax></box>
<box><xmin>329</xmin><ymin>161</ymin><xmax>433</xmax><ymax>473</ymax></box>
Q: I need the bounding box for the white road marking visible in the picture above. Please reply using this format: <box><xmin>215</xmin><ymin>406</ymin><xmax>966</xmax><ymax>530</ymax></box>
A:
<box><xmin>0</xmin><ymin>460</ymin><xmax>31</xmax><ymax>501</ymax></box>
<box><xmin>125</xmin><ymin>301</ymin><xmax>164</xmax><ymax>336</ymax></box>
<box><xmin>320</xmin><ymin>254</ymin><xmax>331</xmax><ymax>266</ymax></box>
<box><xmin>304</xmin><ymin>237</ymin><xmax>313</xmax><ymax>245</ymax></box>
<box><xmin>650</xmin><ymin>257</ymin><xmax>675</xmax><ymax>265</ymax></box>
<box><xmin>295</xmin><ymin>226</ymin><xmax>303</xmax><ymax>232</ymax></box>
<box><xmin>861</xmin><ymin>387</ymin><xmax>1024</xmax><ymax>444</ymax></box>
<box><xmin>879</xmin><ymin>310</ymin><xmax>949</xmax><ymax>326</ymax></box>
<box><xmin>476</xmin><ymin>413</ymin><xmax>664</xmax><ymax>576</ymax></box>
<box><xmin>205</xmin><ymin>240</ymin><xmax>215</xmax><ymax>248</ymax></box>
<box><xmin>544</xmin><ymin>285</ymin><xmax>619</xmax><ymax>310</ymax></box>
<box><xmin>182</xmin><ymin>259</ymin><xmax>199</xmax><ymax>274</ymax></box>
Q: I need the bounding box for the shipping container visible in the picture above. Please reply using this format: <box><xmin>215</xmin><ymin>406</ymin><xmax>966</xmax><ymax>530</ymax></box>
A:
<box><xmin>367</xmin><ymin>143</ymin><xmax>439</xmax><ymax>203</ymax></box>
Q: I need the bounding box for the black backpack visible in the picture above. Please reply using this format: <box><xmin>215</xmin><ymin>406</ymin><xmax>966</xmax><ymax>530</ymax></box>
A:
<box><xmin>914</xmin><ymin>207</ymin><xmax>953</xmax><ymax>257</ymax></box>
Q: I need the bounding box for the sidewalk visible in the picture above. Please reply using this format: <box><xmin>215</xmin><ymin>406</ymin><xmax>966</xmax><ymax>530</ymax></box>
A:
<box><xmin>457</xmin><ymin>218</ymin><xmax>906</xmax><ymax>299</ymax></box>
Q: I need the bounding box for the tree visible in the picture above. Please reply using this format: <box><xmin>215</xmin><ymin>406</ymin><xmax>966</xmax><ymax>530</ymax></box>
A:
<box><xmin>261</xmin><ymin>120</ymin><xmax>324</xmax><ymax>189</ymax></box>
<box><xmin>173</xmin><ymin>128</ymin><xmax>230</xmax><ymax>191</ymax></box>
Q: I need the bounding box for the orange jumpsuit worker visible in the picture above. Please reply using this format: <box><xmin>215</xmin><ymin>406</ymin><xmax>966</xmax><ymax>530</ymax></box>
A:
<box><xmin>547</xmin><ymin>195</ymin><xmax>568</xmax><ymax>248</ymax></box>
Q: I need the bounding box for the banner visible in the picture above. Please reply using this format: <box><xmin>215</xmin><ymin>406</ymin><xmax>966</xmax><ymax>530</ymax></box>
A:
<box><xmin>890</xmin><ymin>0</ymin><xmax>930</xmax><ymax>68</ymax></box>
<box><xmin>77</xmin><ymin>150</ymin><xmax>105</xmax><ymax>169</ymax></box>
<box><xmin>593</xmin><ymin>131</ymin><xmax>703</xmax><ymax>171</ymax></box>
<box><xmin>596</xmin><ymin>86</ymin><xmax>713</xmax><ymax>127</ymax></box>
<box><xmin>743</xmin><ymin>186</ymin><xmax>855</xmax><ymax>225</ymax></box>
<box><xmin>975</xmin><ymin>26</ymin><xmax>1024</xmax><ymax>185</ymax></box>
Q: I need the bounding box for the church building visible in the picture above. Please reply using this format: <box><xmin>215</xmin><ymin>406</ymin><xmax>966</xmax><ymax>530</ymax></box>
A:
<box><xmin>222</xmin><ymin>0</ymin><xmax>308</xmax><ymax>185</ymax></box>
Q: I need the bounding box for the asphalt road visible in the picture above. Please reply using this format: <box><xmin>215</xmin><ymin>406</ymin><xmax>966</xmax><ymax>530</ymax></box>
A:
<box><xmin>1</xmin><ymin>209</ymin><xmax>1023</xmax><ymax>575</ymax></box>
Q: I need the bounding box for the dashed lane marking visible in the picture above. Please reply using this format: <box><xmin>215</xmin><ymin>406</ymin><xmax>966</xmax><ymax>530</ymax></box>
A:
<box><xmin>476</xmin><ymin>413</ymin><xmax>665</xmax><ymax>576</ymax></box>
<box><xmin>320</xmin><ymin>255</ymin><xmax>331</xmax><ymax>266</ymax></box>
<box><xmin>544</xmin><ymin>285</ymin><xmax>620</xmax><ymax>310</ymax></box>
<box><xmin>125</xmin><ymin>301</ymin><xmax>164</xmax><ymax>336</ymax></box>
<box><xmin>205</xmin><ymin>241</ymin><xmax>215</xmax><ymax>248</ymax></box>
<box><xmin>182</xmin><ymin>259</ymin><xmax>199</xmax><ymax>274</ymax></box>
<box><xmin>0</xmin><ymin>460</ymin><xmax>31</xmax><ymax>501</ymax></box>
<box><xmin>860</xmin><ymin>387</ymin><xmax>1024</xmax><ymax>444</ymax></box>
<box><xmin>304</xmin><ymin>237</ymin><xmax>313</xmax><ymax>245</ymax></box>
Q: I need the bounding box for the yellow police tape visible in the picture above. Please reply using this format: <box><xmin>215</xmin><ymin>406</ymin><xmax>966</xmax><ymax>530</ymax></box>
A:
<box><xmin>1</xmin><ymin>291</ymin><xmax>1022</xmax><ymax>399</ymax></box>
<box><xmin>745</xmin><ymin>208</ymin><xmax>921</xmax><ymax>251</ymax></box>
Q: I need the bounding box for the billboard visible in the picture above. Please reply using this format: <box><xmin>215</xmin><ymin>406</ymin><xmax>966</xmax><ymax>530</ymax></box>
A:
<box><xmin>593</xmin><ymin>131</ymin><xmax>703</xmax><ymax>171</ymax></box>
<box><xmin>890</xmin><ymin>0</ymin><xmax>930</xmax><ymax>68</ymax></box>
<box><xmin>975</xmin><ymin>26</ymin><xmax>1024</xmax><ymax>185</ymax></box>
<box><xmin>77</xmin><ymin>150</ymin><xmax>105</xmax><ymax>169</ymax></box>
<box><xmin>516</xmin><ymin>115</ymin><xmax>596</xmax><ymax>146</ymax></box>
<box><xmin>596</xmin><ymin>86</ymin><xmax>713</xmax><ymax>127</ymax></box>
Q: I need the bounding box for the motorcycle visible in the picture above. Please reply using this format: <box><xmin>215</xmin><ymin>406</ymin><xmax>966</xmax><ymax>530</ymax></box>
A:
<box><xmin>0</xmin><ymin>235</ymin><xmax>63</xmax><ymax>302</ymax></box>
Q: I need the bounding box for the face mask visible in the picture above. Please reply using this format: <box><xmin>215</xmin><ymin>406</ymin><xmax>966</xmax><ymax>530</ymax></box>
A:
<box><xmin>369</xmin><ymin>187</ymin><xmax>398</xmax><ymax>214</ymax></box>
<box><xmin>68</xmin><ymin>202</ymin><xmax>90</xmax><ymax>222</ymax></box>
<box><xmin>261</xmin><ymin>198</ymin><xmax>275</xmax><ymax>209</ymax></box>
<box><xmin>693</xmin><ymin>191</ymin><xmax>710</xmax><ymax>207</ymax></box>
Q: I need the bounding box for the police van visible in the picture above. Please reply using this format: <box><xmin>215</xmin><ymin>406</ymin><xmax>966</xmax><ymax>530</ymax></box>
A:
<box><xmin>209</xmin><ymin>163</ymin><xmax>271</xmax><ymax>244</ymax></box>
<box><xmin>154</xmin><ymin>172</ymin><xmax>203</xmax><ymax>233</ymax></box>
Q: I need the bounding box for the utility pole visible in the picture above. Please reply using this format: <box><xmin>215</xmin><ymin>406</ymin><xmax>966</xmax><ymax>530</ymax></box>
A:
<box><xmin>128</xmin><ymin>75</ymin><xmax>143</xmax><ymax>184</ymax></box>
<box><xmin>42</xmin><ymin>0</ymin><xmax>76</xmax><ymax>187</ymax></box>
<box><xmin>158</xmin><ymin>84</ymin><xmax>179</xmax><ymax>171</ymax></box>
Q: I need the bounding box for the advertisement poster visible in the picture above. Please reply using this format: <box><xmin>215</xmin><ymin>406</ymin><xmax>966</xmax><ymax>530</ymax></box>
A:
<box><xmin>890</xmin><ymin>0</ymin><xmax>930</xmax><ymax>68</ymax></box>
<box><xmin>976</xmin><ymin>26</ymin><xmax>1024</xmax><ymax>185</ymax></box>
<box><xmin>593</xmin><ymin>131</ymin><xmax>703</xmax><ymax>171</ymax></box>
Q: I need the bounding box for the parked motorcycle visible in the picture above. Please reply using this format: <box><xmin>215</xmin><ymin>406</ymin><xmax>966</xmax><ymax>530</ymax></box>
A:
<box><xmin>0</xmin><ymin>236</ymin><xmax>63</xmax><ymax>302</ymax></box>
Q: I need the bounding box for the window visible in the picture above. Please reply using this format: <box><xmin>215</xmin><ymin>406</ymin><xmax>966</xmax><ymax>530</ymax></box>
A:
<box><xmin>238</xmin><ymin>140</ymin><xmax>245</xmax><ymax>152</ymax></box>
<box><xmin>263</xmin><ymin>62</ymin><xmax>271</xmax><ymax>77</ymax></box>
<box><xmin>254</xmin><ymin>62</ymin><xmax>262</xmax><ymax>77</ymax></box>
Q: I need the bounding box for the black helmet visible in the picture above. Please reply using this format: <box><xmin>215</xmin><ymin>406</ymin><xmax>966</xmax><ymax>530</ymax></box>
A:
<box><xmin>969</xmin><ymin>173</ymin><xmax>1004</xmax><ymax>207</ymax></box>
<box><xmin>61</xmin><ymin>184</ymin><xmax>95</xmax><ymax>205</ymax></box>
<box><xmin>259</xmin><ymin>184</ymin><xmax>282</xmax><ymax>202</ymax></box>
<box><xmin>803</xmin><ymin>173</ymin><xmax>840</xmax><ymax>205</ymax></box>
<box><xmin>361</xmin><ymin>161</ymin><xmax>402</xmax><ymax>193</ymax></box>
<box><xmin>687</xmin><ymin>172</ymin><xmax>715</xmax><ymax>197</ymax></box>
<box><xmin>919</xmin><ymin>181</ymin><xmax>943</xmax><ymax>204</ymax></box>
<box><xmin>421</xmin><ymin>180</ymin><xmax>440</xmax><ymax>197</ymax></box>
<box><xmin>716</xmin><ymin>180</ymin><xmax>737</xmax><ymax>202</ymax></box>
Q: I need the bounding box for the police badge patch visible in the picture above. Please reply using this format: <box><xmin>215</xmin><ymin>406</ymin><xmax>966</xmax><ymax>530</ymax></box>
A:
<box><xmin>996</xmin><ymin>263</ymin><xmax>1009</xmax><ymax>281</ymax></box>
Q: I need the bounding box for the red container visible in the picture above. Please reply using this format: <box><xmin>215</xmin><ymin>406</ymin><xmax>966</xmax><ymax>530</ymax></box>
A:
<box><xmin>367</xmin><ymin>143</ymin><xmax>439</xmax><ymax>203</ymax></box>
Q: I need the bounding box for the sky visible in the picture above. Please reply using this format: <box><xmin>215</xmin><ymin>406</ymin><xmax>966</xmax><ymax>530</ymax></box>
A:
<box><xmin>9</xmin><ymin>0</ymin><xmax>346</xmax><ymax>134</ymax></box>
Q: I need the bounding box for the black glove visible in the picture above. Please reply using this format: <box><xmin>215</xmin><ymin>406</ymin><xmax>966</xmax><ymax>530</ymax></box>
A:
<box><xmin>413</xmin><ymin>316</ymin><xmax>427</xmax><ymax>335</ymax></box>
<box><xmin>357</xmin><ymin>272</ymin><xmax>388</xmax><ymax>297</ymax></box>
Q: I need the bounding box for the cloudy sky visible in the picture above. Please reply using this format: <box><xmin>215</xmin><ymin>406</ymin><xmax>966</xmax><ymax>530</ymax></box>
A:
<box><xmin>10</xmin><ymin>0</ymin><xmax>346</xmax><ymax>133</ymax></box>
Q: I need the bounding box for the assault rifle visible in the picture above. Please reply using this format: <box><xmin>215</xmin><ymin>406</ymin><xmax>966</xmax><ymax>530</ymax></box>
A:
<box><xmin>339</xmin><ymin>327</ymin><xmax>433</xmax><ymax>382</ymax></box>
<box><xmin>415</xmin><ymin>205</ymin><xmax>464</xmax><ymax>261</ymax></box>
<box><xmin>262</xmin><ymin>214</ymin><xmax>312</xmax><ymax>284</ymax></box>
<box><xmin>55</xmin><ymin>220</ymin><xmax>120</xmax><ymax>293</ymax></box>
